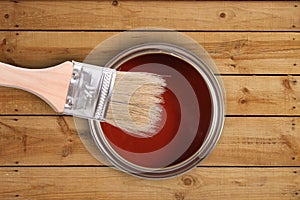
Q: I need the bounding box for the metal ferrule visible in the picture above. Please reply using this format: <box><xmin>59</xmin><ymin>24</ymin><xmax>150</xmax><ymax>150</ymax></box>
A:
<box><xmin>63</xmin><ymin>61</ymin><xmax>116</xmax><ymax>121</ymax></box>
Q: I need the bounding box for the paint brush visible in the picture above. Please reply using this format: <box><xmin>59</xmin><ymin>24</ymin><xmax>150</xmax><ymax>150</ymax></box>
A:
<box><xmin>0</xmin><ymin>61</ymin><xmax>166</xmax><ymax>137</ymax></box>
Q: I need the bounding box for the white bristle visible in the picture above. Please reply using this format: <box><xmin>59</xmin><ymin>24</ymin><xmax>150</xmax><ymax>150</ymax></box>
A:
<box><xmin>105</xmin><ymin>71</ymin><xmax>166</xmax><ymax>137</ymax></box>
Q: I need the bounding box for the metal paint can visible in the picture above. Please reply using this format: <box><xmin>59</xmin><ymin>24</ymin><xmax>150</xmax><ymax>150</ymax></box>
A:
<box><xmin>75</xmin><ymin>31</ymin><xmax>225</xmax><ymax>179</ymax></box>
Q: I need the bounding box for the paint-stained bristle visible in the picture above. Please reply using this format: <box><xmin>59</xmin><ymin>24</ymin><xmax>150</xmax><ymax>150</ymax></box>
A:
<box><xmin>105</xmin><ymin>71</ymin><xmax>166</xmax><ymax>137</ymax></box>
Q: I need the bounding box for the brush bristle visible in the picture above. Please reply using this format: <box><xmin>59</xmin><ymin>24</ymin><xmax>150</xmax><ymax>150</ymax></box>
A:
<box><xmin>105</xmin><ymin>71</ymin><xmax>166</xmax><ymax>137</ymax></box>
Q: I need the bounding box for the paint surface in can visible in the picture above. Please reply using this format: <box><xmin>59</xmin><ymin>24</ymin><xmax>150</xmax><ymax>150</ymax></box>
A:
<box><xmin>101</xmin><ymin>53</ymin><xmax>212</xmax><ymax>168</ymax></box>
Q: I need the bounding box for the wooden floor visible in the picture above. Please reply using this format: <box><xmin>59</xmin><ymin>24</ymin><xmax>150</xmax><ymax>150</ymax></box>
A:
<box><xmin>0</xmin><ymin>1</ymin><xmax>299</xmax><ymax>199</ymax></box>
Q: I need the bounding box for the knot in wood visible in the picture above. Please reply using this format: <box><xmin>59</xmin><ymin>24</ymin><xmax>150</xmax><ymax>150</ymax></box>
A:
<box><xmin>219</xmin><ymin>12</ymin><xmax>226</xmax><ymax>18</ymax></box>
<box><xmin>238</xmin><ymin>97</ymin><xmax>247</xmax><ymax>104</ymax></box>
<box><xmin>181</xmin><ymin>175</ymin><xmax>195</xmax><ymax>186</ymax></box>
<box><xmin>112</xmin><ymin>0</ymin><xmax>118</xmax><ymax>6</ymax></box>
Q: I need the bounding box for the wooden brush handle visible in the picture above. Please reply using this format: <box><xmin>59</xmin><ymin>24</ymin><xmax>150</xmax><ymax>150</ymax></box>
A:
<box><xmin>0</xmin><ymin>61</ymin><xmax>74</xmax><ymax>112</ymax></box>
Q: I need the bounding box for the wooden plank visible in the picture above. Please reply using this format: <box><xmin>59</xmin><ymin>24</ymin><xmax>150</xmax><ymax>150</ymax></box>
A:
<box><xmin>0</xmin><ymin>116</ymin><xmax>97</xmax><ymax>166</ymax></box>
<box><xmin>0</xmin><ymin>31</ymin><xmax>299</xmax><ymax>74</ymax></box>
<box><xmin>0</xmin><ymin>1</ymin><xmax>299</xmax><ymax>31</ymax></box>
<box><xmin>0</xmin><ymin>116</ymin><xmax>299</xmax><ymax>166</ymax></box>
<box><xmin>0</xmin><ymin>76</ymin><xmax>299</xmax><ymax>115</ymax></box>
<box><xmin>0</xmin><ymin>167</ymin><xmax>299</xmax><ymax>200</ymax></box>
<box><xmin>224</xmin><ymin>76</ymin><xmax>300</xmax><ymax>115</ymax></box>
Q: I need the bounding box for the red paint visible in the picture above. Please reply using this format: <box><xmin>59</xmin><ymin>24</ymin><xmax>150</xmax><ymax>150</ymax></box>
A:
<box><xmin>101</xmin><ymin>54</ymin><xmax>212</xmax><ymax>168</ymax></box>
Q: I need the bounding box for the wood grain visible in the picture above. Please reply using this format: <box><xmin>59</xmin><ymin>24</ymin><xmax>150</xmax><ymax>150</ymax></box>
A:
<box><xmin>0</xmin><ymin>32</ymin><xmax>299</xmax><ymax>74</ymax></box>
<box><xmin>0</xmin><ymin>167</ymin><xmax>299</xmax><ymax>200</ymax></box>
<box><xmin>0</xmin><ymin>116</ymin><xmax>299</xmax><ymax>166</ymax></box>
<box><xmin>0</xmin><ymin>1</ymin><xmax>299</xmax><ymax>31</ymax></box>
<box><xmin>0</xmin><ymin>76</ymin><xmax>299</xmax><ymax>115</ymax></box>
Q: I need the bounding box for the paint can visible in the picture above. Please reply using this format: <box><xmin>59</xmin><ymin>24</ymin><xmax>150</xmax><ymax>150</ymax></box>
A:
<box><xmin>75</xmin><ymin>30</ymin><xmax>225</xmax><ymax>179</ymax></box>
